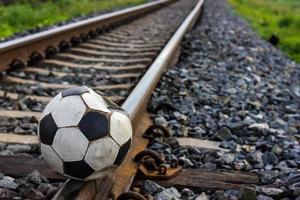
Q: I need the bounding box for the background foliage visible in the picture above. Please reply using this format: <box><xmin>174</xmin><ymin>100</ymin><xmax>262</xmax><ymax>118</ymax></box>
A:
<box><xmin>229</xmin><ymin>0</ymin><xmax>300</xmax><ymax>62</ymax></box>
<box><xmin>0</xmin><ymin>0</ymin><xmax>146</xmax><ymax>40</ymax></box>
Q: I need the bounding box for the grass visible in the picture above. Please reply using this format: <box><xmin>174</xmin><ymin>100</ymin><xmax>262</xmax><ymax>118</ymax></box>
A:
<box><xmin>0</xmin><ymin>0</ymin><xmax>146</xmax><ymax>40</ymax></box>
<box><xmin>228</xmin><ymin>0</ymin><xmax>300</xmax><ymax>63</ymax></box>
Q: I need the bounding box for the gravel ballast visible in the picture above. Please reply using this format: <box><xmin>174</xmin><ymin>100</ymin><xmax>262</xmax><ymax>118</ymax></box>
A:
<box><xmin>146</xmin><ymin>0</ymin><xmax>300</xmax><ymax>199</ymax></box>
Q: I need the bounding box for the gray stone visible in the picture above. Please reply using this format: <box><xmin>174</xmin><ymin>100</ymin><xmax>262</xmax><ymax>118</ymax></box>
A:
<box><xmin>241</xmin><ymin>188</ymin><xmax>256</xmax><ymax>200</ymax></box>
<box><xmin>141</xmin><ymin>180</ymin><xmax>164</xmax><ymax>195</ymax></box>
<box><xmin>246</xmin><ymin>151</ymin><xmax>263</xmax><ymax>164</ymax></box>
<box><xmin>6</xmin><ymin>144</ymin><xmax>32</xmax><ymax>153</ymax></box>
<box><xmin>181</xmin><ymin>188</ymin><xmax>195</xmax><ymax>198</ymax></box>
<box><xmin>248</xmin><ymin>123</ymin><xmax>269</xmax><ymax>134</ymax></box>
<box><xmin>154</xmin><ymin>116</ymin><xmax>169</xmax><ymax>127</ymax></box>
<box><xmin>262</xmin><ymin>152</ymin><xmax>279</xmax><ymax>165</ymax></box>
<box><xmin>153</xmin><ymin>187</ymin><xmax>181</xmax><ymax>200</ymax></box>
<box><xmin>0</xmin><ymin>176</ymin><xmax>19</xmax><ymax>190</ymax></box>
<box><xmin>214</xmin><ymin>127</ymin><xmax>233</xmax><ymax>141</ymax></box>
<box><xmin>260</xmin><ymin>187</ymin><xmax>284</xmax><ymax>197</ymax></box>
<box><xmin>178</xmin><ymin>156</ymin><xmax>194</xmax><ymax>167</ymax></box>
<box><xmin>271</xmin><ymin>144</ymin><xmax>283</xmax><ymax>156</ymax></box>
<box><xmin>257</xmin><ymin>194</ymin><xmax>273</xmax><ymax>200</ymax></box>
<box><xmin>195</xmin><ymin>192</ymin><xmax>208</xmax><ymax>200</ymax></box>
<box><xmin>26</xmin><ymin>170</ymin><xmax>48</xmax><ymax>185</ymax></box>
<box><xmin>0</xmin><ymin>150</ymin><xmax>14</xmax><ymax>156</ymax></box>
<box><xmin>222</xmin><ymin>153</ymin><xmax>235</xmax><ymax>165</ymax></box>
<box><xmin>219</xmin><ymin>140</ymin><xmax>237</xmax><ymax>150</ymax></box>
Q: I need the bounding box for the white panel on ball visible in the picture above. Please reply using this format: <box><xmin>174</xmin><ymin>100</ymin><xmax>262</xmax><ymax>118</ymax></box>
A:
<box><xmin>52</xmin><ymin>96</ymin><xmax>86</xmax><ymax>127</ymax></box>
<box><xmin>110</xmin><ymin>112</ymin><xmax>132</xmax><ymax>146</ymax></box>
<box><xmin>84</xmin><ymin>137</ymin><xmax>119</xmax><ymax>170</ymax></box>
<box><xmin>42</xmin><ymin>93</ymin><xmax>62</xmax><ymax>117</ymax></box>
<box><xmin>82</xmin><ymin>92</ymin><xmax>110</xmax><ymax>113</ymax></box>
<box><xmin>41</xmin><ymin>143</ymin><xmax>64</xmax><ymax>173</ymax></box>
<box><xmin>87</xmin><ymin>88</ymin><xmax>107</xmax><ymax>104</ymax></box>
<box><xmin>52</xmin><ymin>127</ymin><xmax>89</xmax><ymax>162</ymax></box>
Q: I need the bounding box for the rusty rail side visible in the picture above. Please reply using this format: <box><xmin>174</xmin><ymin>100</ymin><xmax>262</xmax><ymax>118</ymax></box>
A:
<box><xmin>0</xmin><ymin>0</ymin><xmax>174</xmax><ymax>71</ymax></box>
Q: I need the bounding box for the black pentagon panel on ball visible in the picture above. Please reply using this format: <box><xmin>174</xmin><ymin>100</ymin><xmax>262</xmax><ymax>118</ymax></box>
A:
<box><xmin>114</xmin><ymin>138</ymin><xmax>131</xmax><ymax>165</ymax></box>
<box><xmin>79</xmin><ymin>111</ymin><xmax>109</xmax><ymax>140</ymax></box>
<box><xmin>61</xmin><ymin>86</ymin><xmax>89</xmax><ymax>97</ymax></box>
<box><xmin>64</xmin><ymin>160</ymin><xmax>94</xmax><ymax>179</ymax></box>
<box><xmin>39</xmin><ymin>114</ymin><xmax>58</xmax><ymax>145</ymax></box>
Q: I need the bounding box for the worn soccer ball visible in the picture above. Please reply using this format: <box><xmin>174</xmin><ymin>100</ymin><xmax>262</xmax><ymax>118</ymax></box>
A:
<box><xmin>38</xmin><ymin>86</ymin><xmax>132</xmax><ymax>180</ymax></box>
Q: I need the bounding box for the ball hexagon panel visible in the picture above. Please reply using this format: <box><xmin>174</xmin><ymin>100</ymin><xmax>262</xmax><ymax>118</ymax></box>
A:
<box><xmin>51</xmin><ymin>95</ymin><xmax>86</xmax><ymax>127</ymax></box>
<box><xmin>39</xmin><ymin>114</ymin><xmax>58</xmax><ymax>145</ymax></box>
<box><xmin>61</xmin><ymin>86</ymin><xmax>89</xmax><ymax>98</ymax></box>
<box><xmin>64</xmin><ymin>160</ymin><xmax>94</xmax><ymax>180</ymax></box>
<box><xmin>84</xmin><ymin>137</ymin><xmax>119</xmax><ymax>171</ymax></box>
<box><xmin>52</xmin><ymin>127</ymin><xmax>89</xmax><ymax>162</ymax></box>
<box><xmin>42</xmin><ymin>93</ymin><xmax>62</xmax><ymax>117</ymax></box>
<box><xmin>41</xmin><ymin>143</ymin><xmax>64</xmax><ymax>174</ymax></box>
<box><xmin>114</xmin><ymin>138</ymin><xmax>131</xmax><ymax>165</ymax></box>
<box><xmin>79</xmin><ymin>111</ymin><xmax>109</xmax><ymax>140</ymax></box>
<box><xmin>82</xmin><ymin>90</ymin><xmax>110</xmax><ymax>113</ymax></box>
<box><xmin>110</xmin><ymin>111</ymin><xmax>132</xmax><ymax>146</ymax></box>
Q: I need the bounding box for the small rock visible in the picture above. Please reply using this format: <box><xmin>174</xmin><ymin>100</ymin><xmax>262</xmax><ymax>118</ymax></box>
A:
<box><xmin>155</xmin><ymin>116</ymin><xmax>169</xmax><ymax>127</ymax></box>
<box><xmin>6</xmin><ymin>144</ymin><xmax>31</xmax><ymax>153</ymax></box>
<box><xmin>260</xmin><ymin>187</ymin><xmax>284</xmax><ymax>197</ymax></box>
<box><xmin>0</xmin><ymin>176</ymin><xmax>19</xmax><ymax>190</ymax></box>
<box><xmin>141</xmin><ymin>180</ymin><xmax>164</xmax><ymax>195</ymax></box>
<box><xmin>26</xmin><ymin>170</ymin><xmax>48</xmax><ymax>185</ymax></box>
<box><xmin>257</xmin><ymin>194</ymin><xmax>274</xmax><ymax>200</ymax></box>
<box><xmin>178</xmin><ymin>156</ymin><xmax>194</xmax><ymax>167</ymax></box>
<box><xmin>195</xmin><ymin>192</ymin><xmax>208</xmax><ymax>200</ymax></box>
<box><xmin>249</xmin><ymin>123</ymin><xmax>269</xmax><ymax>134</ymax></box>
<box><xmin>241</xmin><ymin>188</ymin><xmax>256</xmax><ymax>200</ymax></box>
<box><xmin>181</xmin><ymin>188</ymin><xmax>195</xmax><ymax>198</ymax></box>
<box><xmin>246</xmin><ymin>151</ymin><xmax>263</xmax><ymax>164</ymax></box>
<box><xmin>214</xmin><ymin>127</ymin><xmax>233</xmax><ymax>141</ymax></box>
<box><xmin>262</xmin><ymin>152</ymin><xmax>279</xmax><ymax>165</ymax></box>
<box><xmin>271</xmin><ymin>144</ymin><xmax>283</xmax><ymax>156</ymax></box>
<box><xmin>153</xmin><ymin>187</ymin><xmax>181</xmax><ymax>200</ymax></box>
<box><xmin>219</xmin><ymin>140</ymin><xmax>237</xmax><ymax>150</ymax></box>
<box><xmin>222</xmin><ymin>153</ymin><xmax>236</xmax><ymax>165</ymax></box>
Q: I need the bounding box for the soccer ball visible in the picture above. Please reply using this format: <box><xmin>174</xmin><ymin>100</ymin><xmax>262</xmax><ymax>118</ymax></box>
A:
<box><xmin>38</xmin><ymin>86</ymin><xmax>132</xmax><ymax>180</ymax></box>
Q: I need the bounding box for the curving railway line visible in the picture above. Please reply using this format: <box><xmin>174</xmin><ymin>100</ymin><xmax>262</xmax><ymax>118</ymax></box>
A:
<box><xmin>0</xmin><ymin>0</ymin><xmax>204</xmax><ymax>199</ymax></box>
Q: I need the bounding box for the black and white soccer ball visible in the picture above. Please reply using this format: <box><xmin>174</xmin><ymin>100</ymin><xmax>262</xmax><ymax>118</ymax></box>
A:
<box><xmin>38</xmin><ymin>86</ymin><xmax>132</xmax><ymax>180</ymax></box>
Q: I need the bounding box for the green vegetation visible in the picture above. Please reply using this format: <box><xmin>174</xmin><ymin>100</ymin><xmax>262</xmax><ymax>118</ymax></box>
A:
<box><xmin>0</xmin><ymin>0</ymin><xmax>146</xmax><ymax>40</ymax></box>
<box><xmin>228</xmin><ymin>0</ymin><xmax>300</xmax><ymax>63</ymax></box>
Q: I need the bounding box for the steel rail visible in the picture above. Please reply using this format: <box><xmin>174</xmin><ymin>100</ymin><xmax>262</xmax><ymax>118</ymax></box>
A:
<box><xmin>0</xmin><ymin>0</ymin><xmax>175</xmax><ymax>71</ymax></box>
<box><xmin>122</xmin><ymin>0</ymin><xmax>204</xmax><ymax>123</ymax></box>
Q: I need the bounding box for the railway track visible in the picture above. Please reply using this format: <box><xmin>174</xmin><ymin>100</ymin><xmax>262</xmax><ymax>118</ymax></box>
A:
<box><xmin>0</xmin><ymin>0</ymin><xmax>206</xmax><ymax>199</ymax></box>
